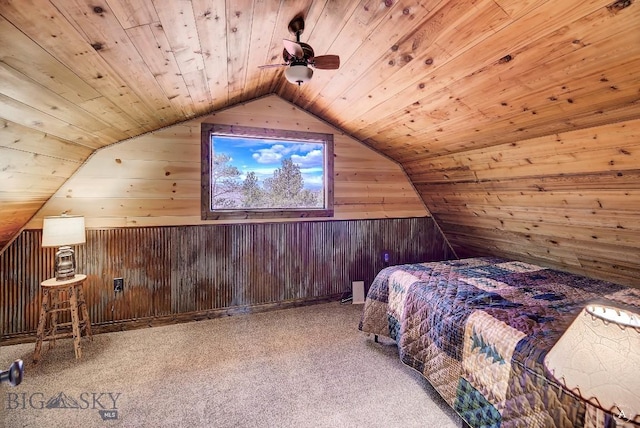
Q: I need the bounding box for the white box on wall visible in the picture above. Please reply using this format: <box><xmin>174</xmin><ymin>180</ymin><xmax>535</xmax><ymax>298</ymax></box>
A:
<box><xmin>352</xmin><ymin>281</ymin><xmax>365</xmax><ymax>304</ymax></box>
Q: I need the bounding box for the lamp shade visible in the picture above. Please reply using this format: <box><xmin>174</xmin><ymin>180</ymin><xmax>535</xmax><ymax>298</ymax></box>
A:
<box><xmin>284</xmin><ymin>64</ymin><xmax>313</xmax><ymax>85</ymax></box>
<box><xmin>544</xmin><ymin>304</ymin><xmax>640</xmax><ymax>423</ymax></box>
<box><xmin>41</xmin><ymin>215</ymin><xmax>86</xmax><ymax>247</ymax></box>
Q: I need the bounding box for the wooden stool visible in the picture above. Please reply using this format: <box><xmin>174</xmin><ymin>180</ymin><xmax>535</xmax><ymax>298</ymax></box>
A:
<box><xmin>34</xmin><ymin>274</ymin><xmax>92</xmax><ymax>363</ymax></box>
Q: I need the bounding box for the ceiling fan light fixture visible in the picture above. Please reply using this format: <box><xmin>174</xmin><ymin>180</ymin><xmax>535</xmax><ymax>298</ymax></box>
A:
<box><xmin>285</xmin><ymin>64</ymin><xmax>313</xmax><ymax>86</ymax></box>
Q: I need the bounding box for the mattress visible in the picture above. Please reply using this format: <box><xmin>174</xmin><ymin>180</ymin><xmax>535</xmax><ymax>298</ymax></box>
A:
<box><xmin>359</xmin><ymin>257</ymin><xmax>640</xmax><ymax>428</ymax></box>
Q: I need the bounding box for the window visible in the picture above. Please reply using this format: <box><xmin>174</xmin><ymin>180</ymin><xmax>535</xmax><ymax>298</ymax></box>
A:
<box><xmin>201</xmin><ymin>124</ymin><xmax>334</xmax><ymax>220</ymax></box>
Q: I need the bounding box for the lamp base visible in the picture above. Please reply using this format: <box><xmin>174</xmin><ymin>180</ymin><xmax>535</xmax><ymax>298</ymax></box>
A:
<box><xmin>55</xmin><ymin>246</ymin><xmax>76</xmax><ymax>281</ymax></box>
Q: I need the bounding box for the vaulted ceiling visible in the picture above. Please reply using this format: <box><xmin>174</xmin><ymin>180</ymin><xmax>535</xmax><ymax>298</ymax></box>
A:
<box><xmin>1</xmin><ymin>0</ymin><xmax>639</xmax><ymax>285</ymax></box>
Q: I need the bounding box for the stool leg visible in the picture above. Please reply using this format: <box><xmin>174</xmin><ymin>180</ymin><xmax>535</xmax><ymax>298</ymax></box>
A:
<box><xmin>68</xmin><ymin>285</ymin><xmax>82</xmax><ymax>359</ymax></box>
<box><xmin>77</xmin><ymin>285</ymin><xmax>92</xmax><ymax>340</ymax></box>
<box><xmin>34</xmin><ymin>288</ymin><xmax>50</xmax><ymax>363</ymax></box>
<box><xmin>49</xmin><ymin>290</ymin><xmax>59</xmax><ymax>349</ymax></box>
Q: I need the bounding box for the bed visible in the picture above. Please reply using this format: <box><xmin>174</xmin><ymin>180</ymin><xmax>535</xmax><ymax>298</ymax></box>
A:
<box><xmin>359</xmin><ymin>257</ymin><xmax>640</xmax><ymax>428</ymax></box>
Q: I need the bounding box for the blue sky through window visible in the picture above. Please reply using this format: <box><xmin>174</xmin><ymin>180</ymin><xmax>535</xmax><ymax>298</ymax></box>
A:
<box><xmin>212</xmin><ymin>136</ymin><xmax>325</xmax><ymax>190</ymax></box>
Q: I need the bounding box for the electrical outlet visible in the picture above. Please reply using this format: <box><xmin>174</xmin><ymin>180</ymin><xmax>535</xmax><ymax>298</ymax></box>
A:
<box><xmin>114</xmin><ymin>277</ymin><xmax>124</xmax><ymax>293</ymax></box>
<box><xmin>383</xmin><ymin>251</ymin><xmax>390</xmax><ymax>264</ymax></box>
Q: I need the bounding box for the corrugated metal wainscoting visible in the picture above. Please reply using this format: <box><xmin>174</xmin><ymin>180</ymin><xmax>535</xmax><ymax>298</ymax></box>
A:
<box><xmin>1</xmin><ymin>217</ymin><xmax>455</xmax><ymax>340</ymax></box>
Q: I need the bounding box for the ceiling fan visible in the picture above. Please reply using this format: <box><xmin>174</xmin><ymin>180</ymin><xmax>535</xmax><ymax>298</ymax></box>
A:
<box><xmin>259</xmin><ymin>15</ymin><xmax>340</xmax><ymax>86</ymax></box>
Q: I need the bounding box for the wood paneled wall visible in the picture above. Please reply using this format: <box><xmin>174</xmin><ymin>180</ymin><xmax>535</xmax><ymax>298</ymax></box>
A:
<box><xmin>411</xmin><ymin>117</ymin><xmax>640</xmax><ymax>288</ymax></box>
<box><xmin>1</xmin><ymin>96</ymin><xmax>445</xmax><ymax>340</ymax></box>
<box><xmin>24</xmin><ymin>95</ymin><xmax>428</xmax><ymax>230</ymax></box>
<box><xmin>1</xmin><ymin>217</ymin><xmax>454</xmax><ymax>341</ymax></box>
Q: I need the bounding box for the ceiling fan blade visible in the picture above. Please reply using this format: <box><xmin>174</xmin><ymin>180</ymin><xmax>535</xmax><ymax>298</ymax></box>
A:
<box><xmin>258</xmin><ymin>63</ymin><xmax>287</xmax><ymax>69</ymax></box>
<box><xmin>283</xmin><ymin>39</ymin><xmax>304</xmax><ymax>58</ymax></box>
<box><xmin>312</xmin><ymin>55</ymin><xmax>340</xmax><ymax>70</ymax></box>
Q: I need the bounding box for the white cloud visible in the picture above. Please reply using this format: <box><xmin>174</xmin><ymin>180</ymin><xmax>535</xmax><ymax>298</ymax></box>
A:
<box><xmin>303</xmin><ymin>174</ymin><xmax>324</xmax><ymax>186</ymax></box>
<box><xmin>291</xmin><ymin>149</ymin><xmax>323</xmax><ymax>168</ymax></box>
<box><xmin>252</xmin><ymin>144</ymin><xmax>288</xmax><ymax>164</ymax></box>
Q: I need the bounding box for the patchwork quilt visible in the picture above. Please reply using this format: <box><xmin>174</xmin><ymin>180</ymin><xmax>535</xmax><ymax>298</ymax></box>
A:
<box><xmin>359</xmin><ymin>257</ymin><xmax>640</xmax><ymax>428</ymax></box>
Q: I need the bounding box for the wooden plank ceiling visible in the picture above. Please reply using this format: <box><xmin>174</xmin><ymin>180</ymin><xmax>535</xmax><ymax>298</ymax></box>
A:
<box><xmin>1</xmin><ymin>0</ymin><xmax>639</xmax><ymax>286</ymax></box>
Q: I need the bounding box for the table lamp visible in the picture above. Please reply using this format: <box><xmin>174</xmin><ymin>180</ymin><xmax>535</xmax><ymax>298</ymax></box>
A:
<box><xmin>544</xmin><ymin>303</ymin><xmax>640</xmax><ymax>425</ymax></box>
<box><xmin>41</xmin><ymin>215</ymin><xmax>86</xmax><ymax>281</ymax></box>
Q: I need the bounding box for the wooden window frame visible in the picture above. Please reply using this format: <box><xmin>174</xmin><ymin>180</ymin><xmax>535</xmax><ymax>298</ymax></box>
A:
<box><xmin>201</xmin><ymin>123</ymin><xmax>334</xmax><ymax>220</ymax></box>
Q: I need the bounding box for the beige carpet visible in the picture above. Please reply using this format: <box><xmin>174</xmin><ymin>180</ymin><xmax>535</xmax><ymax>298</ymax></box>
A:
<box><xmin>0</xmin><ymin>302</ymin><xmax>463</xmax><ymax>428</ymax></box>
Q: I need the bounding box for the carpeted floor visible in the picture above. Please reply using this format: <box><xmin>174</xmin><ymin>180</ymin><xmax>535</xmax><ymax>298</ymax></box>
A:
<box><xmin>0</xmin><ymin>301</ymin><xmax>463</xmax><ymax>427</ymax></box>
